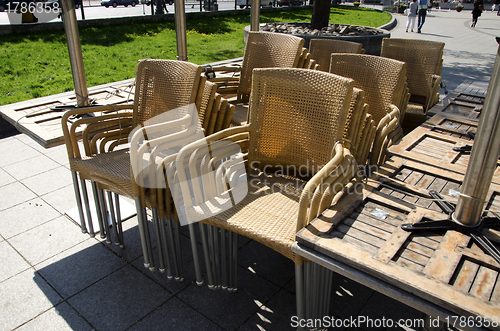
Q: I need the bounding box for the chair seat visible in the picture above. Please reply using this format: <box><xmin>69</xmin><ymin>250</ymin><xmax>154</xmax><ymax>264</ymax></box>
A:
<box><xmin>402</xmin><ymin>103</ymin><xmax>428</xmax><ymax>134</ymax></box>
<box><xmin>230</xmin><ymin>103</ymin><xmax>249</xmax><ymax>126</ymax></box>
<box><xmin>71</xmin><ymin>149</ymin><xmax>133</xmax><ymax>198</ymax></box>
<box><xmin>202</xmin><ymin>171</ymin><xmax>307</xmax><ymax>263</ymax></box>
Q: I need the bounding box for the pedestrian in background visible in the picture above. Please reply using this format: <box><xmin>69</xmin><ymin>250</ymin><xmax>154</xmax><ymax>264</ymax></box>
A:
<box><xmin>471</xmin><ymin>0</ymin><xmax>484</xmax><ymax>27</ymax></box>
<box><xmin>417</xmin><ymin>0</ymin><xmax>428</xmax><ymax>33</ymax></box>
<box><xmin>406</xmin><ymin>0</ymin><xmax>418</xmax><ymax>32</ymax></box>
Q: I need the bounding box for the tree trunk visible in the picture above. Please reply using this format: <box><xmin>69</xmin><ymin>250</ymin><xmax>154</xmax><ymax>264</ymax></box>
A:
<box><xmin>311</xmin><ymin>0</ymin><xmax>331</xmax><ymax>30</ymax></box>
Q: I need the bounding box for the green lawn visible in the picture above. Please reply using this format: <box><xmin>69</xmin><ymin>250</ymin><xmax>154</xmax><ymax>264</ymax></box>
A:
<box><xmin>0</xmin><ymin>6</ymin><xmax>391</xmax><ymax>106</ymax></box>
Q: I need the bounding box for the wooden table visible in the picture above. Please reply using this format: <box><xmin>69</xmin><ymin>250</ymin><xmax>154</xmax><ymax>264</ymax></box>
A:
<box><xmin>294</xmin><ymin>157</ymin><xmax>500</xmax><ymax>330</ymax></box>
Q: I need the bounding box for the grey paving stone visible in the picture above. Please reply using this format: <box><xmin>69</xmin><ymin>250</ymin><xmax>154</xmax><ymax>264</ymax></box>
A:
<box><xmin>41</xmin><ymin>184</ymin><xmax>80</xmax><ymax>215</ymax></box>
<box><xmin>20</xmin><ymin>166</ymin><xmax>73</xmax><ymax>196</ymax></box>
<box><xmin>0</xmin><ymin>181</ymin><xmax>37</xmax><ymax>211</ymax></box>
<box><xmin>128</xmin><ymin>297</ymin><xmax>225</xmax><ymax>331</ymax></box>
<box><xmin>328</xmin><ymin>272</ymin><xmax>374</xmax><ymax>320</ymax></box>
<box><xmin>14</xmin><ymin>133</ymin><xmax>47</xmax><ymax>152</ymax></box>
<box><xmin>0</xmin><ymin>138</ymin><xmax>40</xmax><ymax>167</ymax></box>
<box><xmin>238</xmin><ymin>240</ymin><xmax>295</xmax><ymax>288</ymax></box>
<box><xmin>177</xmin><ymin>265</ymin><xmax>280</xmax><ymax>330</ymax></box>
<box><xmin>238</xmin><ymin>288</ymin><xmax>298</xmax><ymax>331</ymax></box>
<box><xmin>3</xmin><ymin>154</ymin><xmax>60</xmax><ymax>181</ymax></box>
<box><xmin>9</xmin><ymin>216</ymin><xmax>88</xmax><ymax>266</ymax></box>
<box><xmin>0</xmin><ymin>268</ymin><xmax>62</xmax><ymax>330</ymax></box>
<box><xmin>67</xmin><ymin>265</ymin><xmax>171</xmax><ymax>331</ymax></box>
<box><xmin>16</xmin><ymin>302</ymin><xmax>94</xmax><ymax>331</ymax></box>
<box><xmin>36</xmin><ymin>239</ymin><xmax>127</xmax><ymax>299</ymax></box>
<box><xmin>131</xmin><ymin>233</ymin><xmax>200</xmax><ymax>295</ymax></box>
<box><xmin>356</xmin><ymin>291</ymin><xmax>421</xmax><ymax>331</ymax></box>
<box><xmin>44</xmin><ymin>144</ymin><xmax>71</xmax><ymax>167</ymax></box>
<box><xmin>0</xmin><ymin>197</ymin><xmax>61</xmax><ymax>239</ymax></box>
<box><xmin>0</xmin><ymin>167</ymin><xmax>16</xmax><ymax>187</ymax></box>
<box><xmin>103</xmin><ymin>215</ymin><xmax>158</xmax><ymax>264</ymax></box>
<box><xmin>0</xmin><ymin>240</ymin><xmax>31</xmax><ymax>282</ymax></box>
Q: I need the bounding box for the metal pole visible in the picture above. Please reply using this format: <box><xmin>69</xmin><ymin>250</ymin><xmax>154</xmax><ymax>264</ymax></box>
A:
<box><xmin>174</xmin><ymin>0</ymin><xmax>188</xmax><ymax>61</ymax></box>
<box><xmin>60</xmin><ymin>0</ymin><xmax>89</xmax><ymax>107</ymax></box>
<box><xmin>452</xmin><ymin>43</ymin><xmax>500</xmax><ymax>227</ymax></box>
<box><xmin>250</xmin><ymin>0</ymin><xmax>260</xmax><ymax>31</ymax></box>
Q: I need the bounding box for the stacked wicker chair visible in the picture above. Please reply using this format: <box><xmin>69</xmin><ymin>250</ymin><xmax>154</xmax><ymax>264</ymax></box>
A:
<box><xmin>329</xmin><ymin>53</ymin><xmax>410</xmax><ymax>165</ymax></box>
<box><xmin>207</xmin><ymin>31</ymin><xmax>309</xmax><ymax>126</ymax></box>
<box><xmin>380</xmin><ymin>38</ymin><xmax>445</xmax><ymax>133</ymax></box>
<box><xmin>308</xmin><ymin>39</ymin><xmax>365</xmax><ymax>72</ymax></box>
<box><xmin>61</xmin><ymin>59</ymin><xmax>234</xmax><ymax>279</ymax></box>
<box><xmin>168</xmin><ymin>67</ymin><xmax>359</xmax><ymax>319</ymax></box>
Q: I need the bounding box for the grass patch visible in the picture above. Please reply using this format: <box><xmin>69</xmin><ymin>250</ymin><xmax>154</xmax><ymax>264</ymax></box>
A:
<box><xmin>0</xmin><ymin>6</ymin><xmax>390</xmax><ymax>106</ymax></box>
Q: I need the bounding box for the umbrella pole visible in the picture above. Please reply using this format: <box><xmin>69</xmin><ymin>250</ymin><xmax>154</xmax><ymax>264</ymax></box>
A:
<box><xmin>60</xmin><ymin>0</ymin><xmax>89</xmax><ymax>107</ymax></box>
<box><xmin>250</xmin><ymin>0</ymin><xmax>260</xmax><ymax>31</ymax></box>
<box><xmin>174</xmin><ymin>0</ymin><xmax>188</xmax><ymax>61</ymax></box>
<box><xmin>452</xmin><ymin>42</ymin><xmax>500</xmax><ymax>227</ymax></box>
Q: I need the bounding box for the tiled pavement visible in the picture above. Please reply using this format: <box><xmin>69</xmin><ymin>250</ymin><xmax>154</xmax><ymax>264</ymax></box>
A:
<box><xmin>0</xmin><ymin>6</ymin><xmax>499</xmax><ymax>331</ymax></box>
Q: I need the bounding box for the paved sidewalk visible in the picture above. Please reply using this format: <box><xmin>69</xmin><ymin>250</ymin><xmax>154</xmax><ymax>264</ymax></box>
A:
<box><xmin>0</xmin><ymin>7</ymin><xmax>499</xmax><ymax>331</ymax></box>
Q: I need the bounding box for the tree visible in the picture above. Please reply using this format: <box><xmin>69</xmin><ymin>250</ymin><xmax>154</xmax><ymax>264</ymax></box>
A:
<box><xmin>310</xmin><ymin>0</ymin><xmax>331</xmax><ymax>30</ymax></box>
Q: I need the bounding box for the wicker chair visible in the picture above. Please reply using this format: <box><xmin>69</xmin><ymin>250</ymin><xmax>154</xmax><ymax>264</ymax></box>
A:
<box><xmin>208</xmin><ymin>31</ymin><xmax>306</xmax><ymax>126</ymax></box>
<box><xmin>309</xmin><ymin>39</ymin><xmax>365</xmax><ymax>72</ymax></box>
<box><xmin>171</xmin><ymin>67</ymin><xmax>356</xmax><ymax>319</ymax></box>
<box><xmin>329</xmin><ymin>53</ymin><xmax>410</xmax><ymax>165</ymax></box>
<box><xmin>380</xmin><ymin>38</ymin><xmax>445</xmax><ymax>132</ymax></box>
<box><xmin>61</xmin><ymin>59</ymin><xmax>225</xmax><ymax>277</ymax></box>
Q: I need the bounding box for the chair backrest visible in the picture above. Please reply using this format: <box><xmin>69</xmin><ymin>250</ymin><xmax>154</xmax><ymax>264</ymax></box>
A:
<box><xmin>329</xmin><ymin>54</ymin><xmax>407</xmax><ymax>125</ymax></box>
<box><xmin>238</xmin><ymin>31</ymin><xmax>305</xmax><ymax>101</ymax></box>
<box><xmin>380</xmin><ymin>38</ymin><xmax>444</xmax><ymax>100</ymax></box>
<box><xmin>309</xmin><ymin>39</ymin><xmax>364</xmax><ymax>72</ymax></box>
<box><xmin>133</xmin><ymin>59</ymin><xmax>204</xmax><ymax>127</ymax></box>
<box><xmin>248</xmin><ymin>68</ymin><xmax>354</xmax><ymax>177</ymax></box>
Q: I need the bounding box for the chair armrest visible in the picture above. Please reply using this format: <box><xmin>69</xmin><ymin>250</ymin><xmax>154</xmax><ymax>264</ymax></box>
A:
<box><xmin>296</xmin><ymin>143</ymin><xmax>352</xmax><ymax>232</ymax></box>
<box><xmin>370</xmin><ymin>105</ymin><xmax>400</xmax><ymax>166</ymax></box>
<box><xmin>426</xmin><ymin>74</ymin><xmax>442</xmax><ymax>111</ymax></box>
<box><xmin>173</xmin><ymin>125</ymin><xmax>251</xmax><ymax>225</ymax></box>
<box><xmin>62</xmin><ymin>104</ymin><xmax>133</xmax><ymax>160</ymax></box>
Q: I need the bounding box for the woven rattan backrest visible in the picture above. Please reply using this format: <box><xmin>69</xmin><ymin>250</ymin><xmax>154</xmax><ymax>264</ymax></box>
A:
<box><xmin>381</xmin><ymin>38</ymin><xmax>444</xmax><ymax>99</ymax></box>
<box><xmin>238</xmin><ymin>31</ymin><xmax>305</xmax><ymax>100</ymax></box>
<box><xmin>309</xmin><ymin>39</ymin><xmax>364</xmax><ymax>72</ymax></box>
<box><xmin>248</xmin><ymin>68</ymin><xmax>354</xmax><ymax>177</ymax></box>
<box><xmin>133</xmin><ymin>59</ymin><xmax>203</xmax><ymax>127</ymax></box>
<box><xmin>329</xmin><ymin>54</ymin><xmax>406</xmax><ymax>125</ymax></box>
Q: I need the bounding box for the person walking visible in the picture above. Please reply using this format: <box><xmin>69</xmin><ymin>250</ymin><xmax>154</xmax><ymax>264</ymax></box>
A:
<box><xmin>471</xmin><ymin>0</ymin><xmax>484</xmax><ymax>27</ymax></box>
<box><xmin>406</xmin><ymin>0</ymin><xmax>418</xmax><ymax>32</ymax></box>
<box><xmin>417</xmin><ymin>0</ymin><xmax>428</xmax><ymax>33</ymax></box>
<box><xmin>496</xmin><ymin>0</ymin><xmax>500</xmax><ymax>15</ymax></box>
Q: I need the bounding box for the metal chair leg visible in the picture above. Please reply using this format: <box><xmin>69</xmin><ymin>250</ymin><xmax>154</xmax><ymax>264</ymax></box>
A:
<box><xmin>165</xmin><ymin>218</ymin><xmax>180</xmax><ymax>281</ymax></box>
<box><xmin>97</xmin><ymin>189</ymin><xmax>112</xmax><ymax>244</ymax></box>
<box><xmin>80</xmin><ymin>178</ymin><xmax>95</xmax><ymax>238</ymax></box>
<box><xmin>113</xmin><ymin>193</ymin><xmax>124</xmax><ymax>248</ymax></box>
<box><xmin>152</xmin><ymin>208</ymin><xmax>166</xmax><ymax>273</ymax></box>
<box><xmin>188</xmin><ymin>223</ymin><xmax>203</xmax><ymax>286</ymax></box>
<box><xmin>199</xmin><ymin>223</ymin><xmax>215</xmax><ymax>289</ymax></box>
<box><xmin>91</xmin><ymin>182</ymin><xmax>106</xmax><ymax>238</ymax></box>
<box><xmin>134</xmin><ymin>196</ymin><xmax>152</xmax><ymax>269</ymax></box>
<box><xmin>295</xmin><ymin>263</ymin><xmax>305</xmax><ymax>331</ymax></box>
<box><xmin>221</xmin><ymin>229</ymin><xmax>227</xmax><ymax>290</ymax></box>
<box><xmin>106</xmin><ymin>191</ymin><xmax>120</xmax><ymax>246</ymax></box>
<box><xmin>140</xmin><ymin>207</ymin><xmax>155</xmax><ymax>271</ymax></box>
<box><xmin>71</xmin><ymin>171</ymin><xmax>87</xmax><ymax>234</ymax></box>
<box><xmin>231</xmin><ymin>232</ymin><xmax>238</xmax><ymax>292</ymax></box>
